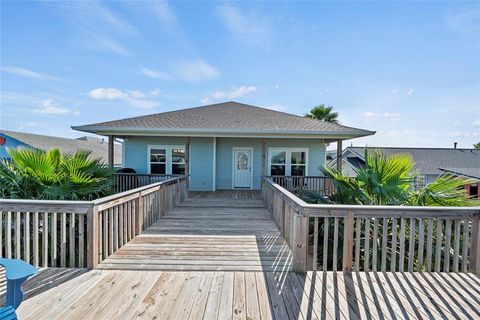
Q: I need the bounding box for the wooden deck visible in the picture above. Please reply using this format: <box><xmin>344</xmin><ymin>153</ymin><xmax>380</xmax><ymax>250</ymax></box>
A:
<box><xmin>17</xmin><ymin>268</ymin><xmax>480</xmax><ymax>319</ymax></box>
<box><xmin>97</xmin><ymin>195</ymin><xmax>292</xmax><ymax>271</ymax></box>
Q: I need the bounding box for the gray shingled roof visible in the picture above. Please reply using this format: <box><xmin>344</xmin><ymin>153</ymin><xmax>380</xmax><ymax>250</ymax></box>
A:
<box><xmin>440</xmin><ymin>167</ymin><xmax>480</xmax><ymax>179</ymax></box>
<box><xmin>347</xmin><ymin>147</ymin><xmax>480</xmax><ymax>175</ymax></box>
<box><xmin>1</xmin><ymin>130</ymin><xmax>122</xmax><ymax>166</ymax></box>
<box><xmin>72</xmin><ymin>101</ymin><xmax>374</xmax><ymax>138</ymax></box>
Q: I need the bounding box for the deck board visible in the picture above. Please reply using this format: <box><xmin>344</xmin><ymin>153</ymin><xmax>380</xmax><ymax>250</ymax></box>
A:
<box><xmin>98</xmin><ymin>195</ymin><xmax>292</xmax><ymax>272</ymax></box>
<box><xmin>17</xmin><ymin>270</ymin><xmax>480</xmax><ymax>320</ymax></box>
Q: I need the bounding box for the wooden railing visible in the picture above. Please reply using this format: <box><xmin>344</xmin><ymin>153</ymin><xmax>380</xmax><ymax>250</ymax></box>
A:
<box><xmin>114</xmin><ymin>173</ymin><xmax>182</xmax><ymax>193</ymax></box>
<box><xmin>262</xmin><ymin>177</ymin><xmax>480</xmax><ymax>274</ymax></box>
<box><xmin>264</xmin><ymin>175</ymin><xmax>334</xmax><ymax>196</ymax></box>
<box><xmin>0</xmin><ymin>176</ymin><xmax>188</xmax><ymax>269</ymax></box>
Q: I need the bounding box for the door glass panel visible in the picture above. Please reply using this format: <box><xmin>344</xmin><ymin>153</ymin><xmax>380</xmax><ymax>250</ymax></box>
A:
<box><xmin>270</xmin><ymin>151</ymin><xmax>286</xmax><ymax>164</ymax></box>
<box><xmin>237</xmin><ymin>152</ymin><xmax>249</xmax><ymax>170</ymax></box>
<box><xmin>271</xmin><ymin>165</ymin><xmax>286</xmax><ymax>176</ymax></box>
<box><xmin>151</xmin><ymin>163</ymin><xmax>166</xmax><ymax>174</ymax></box>
<box><xmin>291</xmin><ymin>152</ymin><xmax>306</xmax><ymax>165</ymax></box>
<box><xmin>291</xmin><ymin>165</ymin><xmax>305</xmax><ymax>176</ymax></box>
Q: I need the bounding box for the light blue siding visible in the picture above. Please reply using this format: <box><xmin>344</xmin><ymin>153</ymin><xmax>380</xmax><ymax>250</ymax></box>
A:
<box><xmin>0</xmin><ymin>133</ymin><xmax>31</xmax><ymax>159</ymax></box>
<box><xmin>124</xmin><ymin>136</ymin><xmax>326</xmax><ymax>191</ymax></box>
<box><xmin>189</xmin><ymin>138</ymin><xmax>214</xmax><ymax>191</ymax></box>
<box><xmin>216</xmin><ymin>138</ymin><xmax>326</xmax><ymax>190</ymax></box>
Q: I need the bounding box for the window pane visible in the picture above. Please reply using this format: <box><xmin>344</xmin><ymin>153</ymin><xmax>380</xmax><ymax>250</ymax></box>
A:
<box><xmin>151</xmin><ymin>163</ymin><xmax>166</xmax><ymax>174</ymax></box>
<box><xmin>270</xmin><ymin>165</ymin><xmax>285</xmax><ymax>176</ymax></box>
<box><xmin>291</xmin><ymin>152</ymin><xmax>306</xmax><ymax>165</ymax></box>
<box><xmin>291</xmin><ymin>165</ymin><xmax>305</xmax><ymax>176</ymax></box>
<box><xmin>150</xmin><ymin>154</ymin><xmax>166</xmax><ymax>162</ymax></box>
<box><xmin>271</xmin><ymin>151</ymin><xmax>286</xmax><ymax>164</ymax></box>
<box><xmin>150</xmin><ymin>149</ymin><xmax>166</xmax><ymax>163</ymax></box>
<box><xmin>172</xmin><ymin>148</ymin><xmax>185</xmax><ymax>163</ymax></box>
<box><xmin>172</xmin><ymin>164</ymin><xmax>186</xmax><ymax>175</ymax></box>
<box><xmin>237</xmin><ymin>152</ymin><xmax>249</xmax><ymax>170</ymax></box>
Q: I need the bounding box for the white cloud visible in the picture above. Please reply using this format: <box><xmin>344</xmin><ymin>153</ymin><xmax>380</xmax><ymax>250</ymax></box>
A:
<box><xmin>149</xmin><ymin>89</ymin><xmax>161</xmax><ymax>97</ymax></box>
<box><xmin>34</xmin><ymin>99</ymin><xmax>77</xmax><ymax>115</ymax></box>
<box><xmin>363</xmin><ymin>112</ymin><xmax>401</xmax><ymax>122</ymax></box>
<box><xmin>216</xmin><ymin>4</ymin><xmax>271</xmax><ymax>48</ymax></box>
<box><xmin>473</xmin><ymin>118</ymin><xmax>480</xmax><ymax>127</ymax></box>
<box><xmin>407</xmin><ymin>88</ymin><xmax>415</xmax><ymax>96</ymax></box>
<box><xmin>203</xmin><ymin>86</ymin><xmax>257</xmax><ymax>103</ymax></box>
<box><xmin>174</xmin><ymin>59</ymin><xmax>219</xmax><ymax>83</ymax></box>
<box><xmin>140</xmin><ymin>67</ymin><xmax>171</xmax><ymax>80</ymax></box>
<box><xmin>2</xmin><ymin>66</ymin><xmax>52</xmax><ymax>80</ymax></box>
<box><xmin>97</xmin><ymin>37</ymin><xmax>130</xmax><ymax>56</ymax></box>
<box><xmin>89</xmin><ymin>88</ymin><xmax>128</xmax><ymax>100</ymax></box>
<box><xmin>445</xmin><ymin>8</ymin><xmax>480</xmax><ymax>33</ymax></box>
<box><xmin>88</xmin><ymin>88</ymin><xmax>159</xmax><ymax>108</ymax></box>
<box><xmin>391</xmin><ymin>89</ymin><xmax>399</xmax><ymax>94</ymax></box>
<box><xmin>149</xmin><ymin>1</ymin><xmax>179</xmax><ymax>31</ymax></box>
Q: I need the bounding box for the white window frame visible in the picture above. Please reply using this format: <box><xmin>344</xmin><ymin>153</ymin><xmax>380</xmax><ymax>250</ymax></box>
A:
<box><xmin>148</xmin><ymin>145</ymin><xmax>185</xmax><ymax>174</ymax></box>
<box><xmin>268</xmin><ymin>148</ymin><xmax>309</xmax><ymax>176</ymax></box>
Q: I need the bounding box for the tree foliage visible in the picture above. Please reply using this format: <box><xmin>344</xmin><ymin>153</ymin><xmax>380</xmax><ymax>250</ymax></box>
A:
<box><xmin>474</xmin><ymin>142</ymin><xmax>480</xmax><ymax>149</ymax></box>
<box><xmin>304</xmin><ymin>104</ymin><xmax>339</xmax><ymax>123</ymax></box>
<box><xmin>0</xmin><ymin>147</ymin><xmax>114</xmax><ymax>200</ymax></box>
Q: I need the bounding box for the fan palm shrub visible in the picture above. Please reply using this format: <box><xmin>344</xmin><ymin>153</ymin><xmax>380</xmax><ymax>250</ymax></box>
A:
<box><xmin>302</xmin><ymin>149</ymin><xmax>479</xmax><ymax>271</ymax></box>
<box><xmin>0</xmin><ymin>147</ymin><xmax>114</xmax><ymax>200</ymax></box>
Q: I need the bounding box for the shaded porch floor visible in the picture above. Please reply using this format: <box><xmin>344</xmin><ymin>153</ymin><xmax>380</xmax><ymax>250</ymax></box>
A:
<box><xmin>17</xmin><ymin>268</ymin><xmax>480</xmax><ymax>319</ymax></box>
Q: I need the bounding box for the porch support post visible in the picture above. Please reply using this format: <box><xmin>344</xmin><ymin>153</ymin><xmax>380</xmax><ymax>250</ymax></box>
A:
<box><xmin>336</xmin><ymin>139</ymin><xmax>343</xmax><ymax>172</ymax></box>
<box><xmin>108</xmin><ymin>135</ymin><xmax>114</xmax><ymax>168</ymax></box>
<box><xmin>185</xmin><ymin>137</ymin><xmax>190</xmax><ymax>177</ymax></box>
<box><xmin>261</xmin><ymin>139</ymin><xmax>266</xmax><ymax>176</ymax></box>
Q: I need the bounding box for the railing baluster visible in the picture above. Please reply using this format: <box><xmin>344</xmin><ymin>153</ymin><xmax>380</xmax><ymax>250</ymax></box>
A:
<box><xmin>61</xmin><ymin>212</ymin><xmax>67</xmax><ymax>267</ymax></box>
<box><xmin>333</xmin><ymin>217</ymin><xmax>339</xmax><ymax>271</ymax></box>
<box><xmin>313</xmin><ymin>217</ymin><xmax>318</xmax><ymax>271</ymax></box>
<box><xmin>15</xmin><ymin>212</ymin><xmax>21</xmax><ymax>259</ymax></box>
<box><xmin>408</xmin><ymin>218</ymin><xmax>416</xmax><ymax>272</ymax></box>
<box><xmin>399</xmin><ymin>218</ymin><xmax>406</xmax><ymax>272</ymax></box>
<box><xmin>426</xmin><ymin>219</ymin><xmax>434</xmax><ymax>272</ymax></box>
<box><xmin>33</xmin><ymin>212</ymin><xmax>39</xmax><ymax>266</ymax></box>
<box><xmin>364</xmin><ymin>217</ymin><xmax>371</xmax><ymax>271</ymax></box>
<box><xmin>43</xmin><ymin>212</ymin><xmax>48</xmax><ymax>267</ymax></box>
<box><xmin>6</xmin><ymin>212</ymin><xmax>12</xmax><ymax>259</ymax></box>
<box><xmin>453</xmin><ymin>220</ymin><xmax>460</xmax><ymax>272</ymax></box>
<box><xmin>372</xmin><ymin>218</ymin><xmax>379</xmax><ymax>271</ymax></box>
<box><xmin>444</xmin><ymin>219</ymin><xmax>452</xmax><ymax>272</ymax></box>
<box><xmin>417</xmin><ymin>219</ymin><xmax>424</xmax><ymax>272</ymax></box>
<box><xmin>435</xmin><ymin>219</ymin><xmax>443</xmax><ymax>272</ymax></box>
<box><xmin>391</xmin><ymin>218</ymin><xmax>397</xmax><ymax>272</ymax></box>
<box><xmin>323</xmin><ymin>217</ymin><xmax>329</xmax><ymax>271</ymax></box>
<box><xmin>381</xmin><ymin>217</ymin><xmax>388</xmax><ymax>271</ymax></box>
<box><xmin>355</xmin><ymin>218</ymin><xmax>362</xmax><ymax>271</ymax></box>
<box><xmin>51</xmin><ymin>212</ymin><xmax>57</xmax><ymax>267</ymax></box>
<box><xmin>461</xmin><ymin>219</ymin><xmax>470</xmax><ymax>273</ymax></box>
<box><xmin>70</xmin><ymin>212</ymin><xmax>75</xmax><ymax>267</ymax></box>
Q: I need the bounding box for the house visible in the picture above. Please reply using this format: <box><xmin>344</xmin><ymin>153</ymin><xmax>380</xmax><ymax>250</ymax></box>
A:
<box><xmin>329</xmin><ymin>146</ymin><xmax>480</xmax><ymax>197</ymax></box>
<box><xmin>0</xmin><ymin>130</ymin><xmax>123</xmax><ymax>166</ymax></box>
<box><xmin>72</xmin><ymin>101</ymin><xmax>374</xmax><ymax>191</ymax></box>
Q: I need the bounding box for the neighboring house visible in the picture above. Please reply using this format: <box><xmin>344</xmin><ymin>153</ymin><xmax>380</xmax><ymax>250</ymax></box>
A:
<box><xmin>0</xmin><ymin>130</ymin><xmax>123</xmax><ymax>166</ymax></box>
<box><xmin>329</xmin><ymin>146</ymin><xmax>480</xmax><ymax>197</ymax></box>
<box><xmin>72</xmin><ymin>101</ymin><xmax>374</xmax><ymax>191</ymax></box>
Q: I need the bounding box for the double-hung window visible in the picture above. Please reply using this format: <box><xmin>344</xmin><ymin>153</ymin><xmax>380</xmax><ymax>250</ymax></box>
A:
<box><xmin>268</xmin><ymin>148</ymin><xmax>308</xmax><ymax>176</ymax></box>
<box><xmin>149</xmin><ymin>145</ymin><xmax>186</xmax><ymax>174</ymax></box>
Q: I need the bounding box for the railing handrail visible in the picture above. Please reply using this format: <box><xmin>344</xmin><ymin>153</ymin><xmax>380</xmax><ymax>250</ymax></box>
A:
<box><xmin>93</xmin><ymin>176</ymin><xmax>186</xmax><ymax>206</ymax></box>
<box><xmin>0</xmin><ymin>176</ymin><xmax>187</xmax><ymax>210</ymax></box>
<box><xmin>262</xmin><ymin>176</ymin><xmax>480</xmax><ymax>215</ymax></box>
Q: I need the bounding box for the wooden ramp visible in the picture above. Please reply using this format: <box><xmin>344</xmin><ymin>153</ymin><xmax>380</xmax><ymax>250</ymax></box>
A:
<box><xmin>98</xmin><ymin>194</ymin><xmax>293</xmax><ymax>271</ymax></box>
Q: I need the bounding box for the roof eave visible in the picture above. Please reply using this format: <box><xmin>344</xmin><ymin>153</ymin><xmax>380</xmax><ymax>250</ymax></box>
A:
<box><xmin>71</xmin><ymin>125</ymin><xmax>376</xmax><ymax>140</ymax></box>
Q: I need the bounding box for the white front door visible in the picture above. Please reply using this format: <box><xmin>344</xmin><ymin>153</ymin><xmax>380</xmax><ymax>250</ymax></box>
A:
<box><xmin>233</xmin><ymin>148</ymin><xmax>252</xmax><ymax>188</ymax></box>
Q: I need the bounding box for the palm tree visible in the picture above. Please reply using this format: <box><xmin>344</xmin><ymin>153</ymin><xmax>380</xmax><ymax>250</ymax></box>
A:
<box><xmin>304</xmin><ymin>104</ymin><xmax>339</xmax><ymax>123</ymax></box>
<box><xmin>474</xmin><ymin>142</ymin><xmax>480</xmax><ymax>149</ymax></box>
<box><xmin>0</xmin><ymin>147</ymin><xmax>114</xmax><ymax>200</ymax></box>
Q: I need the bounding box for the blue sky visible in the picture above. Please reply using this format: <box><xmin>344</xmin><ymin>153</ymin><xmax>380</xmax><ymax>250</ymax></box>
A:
<box><xmin>1</xmin><ymin>1</ymin><xmax>479</xmax><ymax>148</ymax></box>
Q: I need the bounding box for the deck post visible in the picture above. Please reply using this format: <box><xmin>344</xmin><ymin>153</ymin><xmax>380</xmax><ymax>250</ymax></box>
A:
<box><xmin>470</xmin><ymin>215</ymin><xmax>480</xmax><ymax>274</ymax></box>
<box><xmin>108</xmin><ymin>135</ymin><xmax>114</xmax><ymax>168</ymax></box>
<box><xmin>293</xmin><ymin>208</ymin><xmax>308</xmax><ymax>273</ymax></box>
<box><xmin>87</xmin><ymin>204</ymin><xmax>99</xmax><ymax>269</ymax></box>
<box><xmin>135</xmin><ymin>194</ymin><xmax>144</xmax><ymax>235</ymax></box>
<box><xmin>342</xmin><ymin>210</ymin><xmax>355</xmax><ymax>272</ymax></box>
<box><xmin>336</xmin><ymin>139</ymin><xmax>342</xmax><ymax>172</ymax></box>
